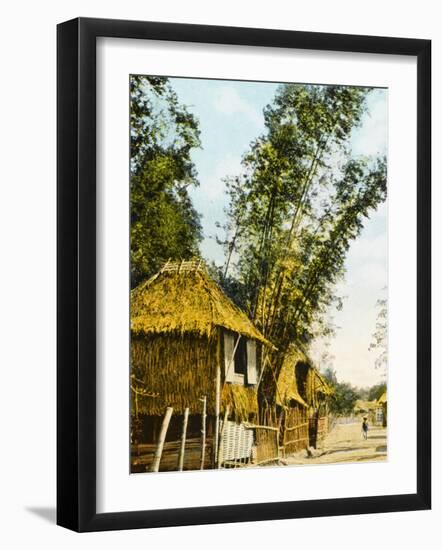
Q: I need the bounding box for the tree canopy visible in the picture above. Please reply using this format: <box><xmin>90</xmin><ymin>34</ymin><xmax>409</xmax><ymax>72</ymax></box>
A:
<box><xmin>367</xmin><ymin>381</ymin><xmax>387</xmax><ymax>402</ymax></box>
<box><xmin>369</xmin><ymin>295</ymin><xmax>388</xmax><ymax>371</ymax></box>
<box><xmin>220</xmin><ymin>84</ymin><xmax>387</xmax><ymax>357</ymax></box>
<box><xmin>130</xmin><ymin>76</ymin><xmax>202</xmax><ymax>288</ymax></box>
<box><xmin>322</xmin><ymin>367</ymin><xmax>360</xmax><ymax>415</ymax></box>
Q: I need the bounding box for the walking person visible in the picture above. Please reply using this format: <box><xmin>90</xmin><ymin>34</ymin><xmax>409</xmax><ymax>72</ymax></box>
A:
<box><xmin>361</xmin><ymin>417</ymin><xmax>369</xmax><ymax>440</ymax></box>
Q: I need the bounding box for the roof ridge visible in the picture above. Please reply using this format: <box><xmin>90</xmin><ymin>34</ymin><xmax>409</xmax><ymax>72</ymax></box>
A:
<box><xmin>159</xmin><ymin>259</ymin><xmax>206</xmax><ymax>274</ymax></box>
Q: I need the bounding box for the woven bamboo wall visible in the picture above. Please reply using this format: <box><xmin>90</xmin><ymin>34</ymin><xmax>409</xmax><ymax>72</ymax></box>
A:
<box><xmin>219</xmin><ymin>421</ymin><xmax>254</xmax><ymax>464</ymax></box>
<box><xmin>255</xmin><ymin>426</ymin><xmax>279</xmax><ymax>464</ymax></box>
<box><xmin>283</xmin><ymin>406</ymin><xmax>309</xmax><ymax>455</ymax></box>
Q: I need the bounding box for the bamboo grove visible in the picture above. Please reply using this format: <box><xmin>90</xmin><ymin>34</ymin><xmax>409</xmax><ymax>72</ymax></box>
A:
<box><xmin>219</xmin><ymin>84</ymin><xmax>387</xmax><ymax>358</ymax></box>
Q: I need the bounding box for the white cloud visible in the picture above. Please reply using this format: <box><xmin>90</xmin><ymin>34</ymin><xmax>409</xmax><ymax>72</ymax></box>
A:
<box><xmin>213</xmin><ymin>86</ymin><xmax>262</xmax><ymax>127</ymax></box>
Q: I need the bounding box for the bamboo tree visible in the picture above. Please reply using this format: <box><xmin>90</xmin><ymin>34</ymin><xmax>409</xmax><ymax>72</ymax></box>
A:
<box><xmin>221</xmin><ymin>84</ymin><xmax>386</xmax><ymax>362</ymax></box>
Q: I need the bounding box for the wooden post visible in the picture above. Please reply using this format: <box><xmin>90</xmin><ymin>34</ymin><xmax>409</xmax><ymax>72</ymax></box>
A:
<box><xmin>214</xmin><ymin>363</ymin><xmax>221</xmax><ymax>465</ymax></box>
<box><xmin>177</xmin><ymin>407</ymin><xmax>189</xmax><ymax>471</ymax></box>
<box><xmin>217</xmin><ymin>406</ymin><xmax>230</xmax><ymax>468</ymax></box>
<box><xmin>134</xmin><ymin>391</ymin><xmax>139</xmax><ymax>456</ymax></box>
<box><xmin>200</xmin><ymin>396</ymin><xmax>207</xmax><ymax>470</ymax></box>
<box><xmin>150</xmin><ymin>407</ymin><xmax>173</xmax><ymax>473</ymax></box>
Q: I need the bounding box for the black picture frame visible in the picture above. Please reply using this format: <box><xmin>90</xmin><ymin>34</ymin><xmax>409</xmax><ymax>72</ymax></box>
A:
<box><xmin>57</xmin><ymin>17</ymin><xmax>431</xmax><ymax>532</ymax></box>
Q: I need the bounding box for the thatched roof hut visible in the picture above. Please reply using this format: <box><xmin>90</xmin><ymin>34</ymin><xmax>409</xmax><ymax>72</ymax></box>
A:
<box><xmin>377</xmin><ymin>391</ymin><xmax>387</xmax><ymax>405</ymax></box>
<box><xmin>131</xmin><ymin>259</ymin><xmax>272</xmax><ymax>421</ymax></box>
<box><xmin>354</xmin><ymin>400</ymin><xmax>377</xmax><ymax>414</ymax></box>
<box><xmin>262</xmin><ymin>346</ymin><xmax>334</xmax><ymax>453</ymax></box>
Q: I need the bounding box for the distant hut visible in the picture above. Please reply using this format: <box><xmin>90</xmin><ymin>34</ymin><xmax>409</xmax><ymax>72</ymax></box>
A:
<box><xmin>261</xmin><ymin>346</ymin><xmax>333</xmax><ymax>454</ymax></box>
<box><xmin>130</xmin><ymin>259</ymin><xmax>273</xmax><ymax>472</ymax></box>
<box><xmin>377</xmin><ymin>391</ymin><xmax>387</xmax><ymax>427</ymax></box>
<box><xmin>274</xmin><ymin>348</ymin><xmax>309</xmax><ymax>455</ymax></box>
<box><xmin>294</xmin><ymin>357</ymin><xmax>333</xmax><ymax>449</ymax></box>
<box><xmin>354</xmin><ymin>399</ymin><xmax>379</xmax><ymax>424</ymax></box>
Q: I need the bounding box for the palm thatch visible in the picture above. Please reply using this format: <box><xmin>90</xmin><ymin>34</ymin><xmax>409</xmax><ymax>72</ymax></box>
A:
<box><xmin>131</xmin><ymin>334</ymin><xmax>258</xmax><ymax>420</ymax></box>
<box><xmin>131</xmin><ymin>259</ymin><xmax>272</xmax><ymax>346</ymax></box>
<box><xmin>275</xmin><ymin>347</ymin><xmax>309</xmax><ymax>408</ymax></box>
<box><xmin>221</xmin><ymin>384</ymin><xmax>259</xmax><ymax>420</ymax></box>
<box><xmin>298</xmin><ymin>363</ymin><xmax>334</xmax><ymax>408</ymax></box>
<box><xmin>377</xmin><ymin>391</ymin><xmax>387</xmax><ymax>405</ymax></box>
<box><xmin>271</xmin><ymin>346</ymin><xmax>333</xmax><ymax>409</ymax></box>
<box><xmin>354</xmin><ymin>399</ymin><xmax>377</xmax><ymax>413</ymax></box>
<box><xmin>131</xmin><ymin>333</ymin><xmax>218</xmax><ymax>416</ymax></box>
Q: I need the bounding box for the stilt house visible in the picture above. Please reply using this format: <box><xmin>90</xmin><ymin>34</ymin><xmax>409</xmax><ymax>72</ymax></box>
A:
<box><xmin>130</xmin><ymin>259</ymin><xmax>273</xmax><ymax>472</ymax></box>
<box><xmin>262</xmin><ymin>346</ymin><xmax>333</xmax><ymax>455</ymax></box>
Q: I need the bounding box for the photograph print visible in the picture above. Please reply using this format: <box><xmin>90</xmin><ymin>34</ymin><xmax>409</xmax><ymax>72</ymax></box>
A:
<box><xmin>129</xmin><ymin>75</ymin><xmax>388</xmax><ymax>474</ymax></box>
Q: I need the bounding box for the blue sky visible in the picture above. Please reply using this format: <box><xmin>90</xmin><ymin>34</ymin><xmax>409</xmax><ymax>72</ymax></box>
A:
<box><xmin>170</xmin><ymin>77</ymin><xmax>388</xmax><ymax>388</ymax></box>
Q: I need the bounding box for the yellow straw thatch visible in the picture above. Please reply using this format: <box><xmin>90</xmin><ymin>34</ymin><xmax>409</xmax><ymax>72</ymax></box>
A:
<box><xmin>131</xmin><ymin>333</ymin><xmax>218</xmax><ymax>416</ymax></box>
<box><xmin>131</xmin><ymin>333</ymin><xmax>259</xmax><ymax>419</ymax></box>
<box><xmin>131</xmin><ymin>260</ymin><xmax>272</xmax><ymax>347</ymax></box>
<box><xmin>274</xmin><ymin>346</ymin><xmax>333</xmax><ymax>408</ymax></box>
<box><xmin>276</xmin><ymin>347</ymin><xmax>309</xmax><ymax>408</ymax></box>
<box><xmin>221</xmin><ymin>384</ymin><xmax>259</xmax><ymax>421</ymax></box>
<box><xmin>377</xmin><ymin>391</ymin><xmax>387</xmax><ymax>405</ymax></box>
<box><xmin>354</xmin><ymin>400</ymin><xmax>377</xmax><ymax>412</ymax></box>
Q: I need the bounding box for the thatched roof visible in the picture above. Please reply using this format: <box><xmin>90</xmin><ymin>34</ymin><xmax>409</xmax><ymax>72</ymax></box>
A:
<box><xmin>265</xmin><ymin>346</ymin><xmax>333</xmax><ymax>409</ymax></box>
<box><xmin>377</xmin><ymin>391</ymin><xmax>387</xmax><ymax>405</ymax></box>
<box><xmin>288</xmin><ymin>350</ymin><xmax>333</xmax><ymax>407</ymax></box>
<box><xmin>313</xmin><ymin>369</ymin><xmax>334</xmax><ymax>398</ymax></box>
<box><xmin>276</xmin><ymin>347</ymin><xmax>309</xmax><ymax>408</ymax></box>
<box><xmin>131</xmin><ymin>260</ymin><xmax>272</xmax><ymax>346</ymax></box>
<box><xmin>354</xmin><ymin>400</ymin><xmax>377</xmax><ymax>412</ymax></box>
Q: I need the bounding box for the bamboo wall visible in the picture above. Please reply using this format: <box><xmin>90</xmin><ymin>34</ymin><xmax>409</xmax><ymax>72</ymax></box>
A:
<box><xmin>283</xmin><ymin>406</ymin><xmax>309</xmax><ymax>455</ymax></box>
<box><xmin>254</xmin><ymin>426</ymin><xmax>279</xmax><ymax>465</ymax></box>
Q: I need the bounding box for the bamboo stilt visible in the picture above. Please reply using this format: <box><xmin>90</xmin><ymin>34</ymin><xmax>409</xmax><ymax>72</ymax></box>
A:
<box><xmin>177</xmin><ymin>407</ymin><xmax>189</xmax><ymax>471</ymax></box>
<box><xmin>214</xmin><ymin>362</ymin><xmax>221</xmax><ymax>464</ymax></box>
<box><xmin>200</xmin><ymin>396</ymin><xmax>207</xmax><ymax>470</ymax></box>
<box><xmin>150</xmin><ymin>407</ymin><xmax>173</xmax><ymax>472</ymax></box>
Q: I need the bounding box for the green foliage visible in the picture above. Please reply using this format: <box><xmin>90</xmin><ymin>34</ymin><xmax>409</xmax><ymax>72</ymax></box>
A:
<box><xmin>367</xmin><ymin>382</ymin><xmax>387</xmax><ymax>402</ymax></box>
<box><xmin>322</xmin><ymin>367</ymin><xmax>360</xmax><ymax>415</ymax></box>
<box><xmin>322</xmin><ymin>366</ymin><xmax>338</xmax><ymax>386</ymax></box>
<box><xmin>331</xmin><ymin>382</ymin><xmax>361</xmax><ymax>416</ymax></box>
<box><xmin>369</xmin><ymin>295</ymin><xmax>388</xmax><ymax>371</ymax></box>
<box><xmin>221</xmin><ymin>84</ymin><xmax>387</xmax><ymax>355</ymax></box>
<box><xmin>130</xmin><ymin>76</ymin><xmax>202</xmax><ymax>287</ymax></box>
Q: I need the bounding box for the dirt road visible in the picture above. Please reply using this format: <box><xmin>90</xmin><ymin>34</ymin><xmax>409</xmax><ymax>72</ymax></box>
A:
<box><xmin>284</xmin><ymin>421</ymin><xmax>387</xmax><ymax>466</ymax></box>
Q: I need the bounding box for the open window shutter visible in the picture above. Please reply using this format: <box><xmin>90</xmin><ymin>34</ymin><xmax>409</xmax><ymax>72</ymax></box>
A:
<box><xmin>246</xmin><ymin>340</ymin><xmax>257</xmax><ymax>384</ymax></box>
<box><xmin>224</xmin><ymin>332</ymin><xmax>235</xmax><ymax>382</ymax></box>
